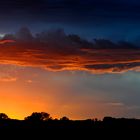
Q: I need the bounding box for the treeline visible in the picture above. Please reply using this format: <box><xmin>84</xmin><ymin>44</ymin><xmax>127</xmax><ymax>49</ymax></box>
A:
<box><xmin>0</xmin><ymin>112</ymin><xmax>140</xmax><ymax>129</ymax></box>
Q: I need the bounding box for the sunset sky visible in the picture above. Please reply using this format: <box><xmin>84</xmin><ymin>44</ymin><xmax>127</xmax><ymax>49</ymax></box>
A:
<box><xmin>0</xmin><ymin>0</ymin><xmax>140</xmax><ymax>120</ymax></box>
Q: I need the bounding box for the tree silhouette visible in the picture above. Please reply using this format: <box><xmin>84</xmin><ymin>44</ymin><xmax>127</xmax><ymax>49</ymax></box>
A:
<box><xmin>0</xmin><ymin>113</ymin><xmax>9</xmax><ymax>120</ymax></box>
<box><xmin>24</xmin><ymin>112</ymin><xmax>51</xmax><ymax>121</ymax></box>
<box><xmin>60</xmin><ymin>116</ymin><xmax>69</xmax><ymax>121</ymax></box>
<box><xmin>0</xmin><ymin>112</ymin><xmax>138</xmax><ymax>130</ymax></box>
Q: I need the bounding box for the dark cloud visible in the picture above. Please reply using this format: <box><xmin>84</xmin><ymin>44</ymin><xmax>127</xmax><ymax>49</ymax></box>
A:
<box><xmin>0</xmin><ymin>0</ymin><xmax>140</xmax><ymax>41</ymax></box>
<box><xmin>0</xmin><ymin>27</ymin><xmax>140</xmax><ymax>74</ymax></box>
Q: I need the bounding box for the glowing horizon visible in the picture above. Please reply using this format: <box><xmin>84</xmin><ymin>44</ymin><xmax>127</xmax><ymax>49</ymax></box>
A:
<box><xmin>0</xmin><ymin>62</ymin><xmax>140</xmax><ymax>120</ymax></box>
<box><xmin>0</xmin><ymin>28</ymin><xmax>140</xmax><ymax>120</ymax></box>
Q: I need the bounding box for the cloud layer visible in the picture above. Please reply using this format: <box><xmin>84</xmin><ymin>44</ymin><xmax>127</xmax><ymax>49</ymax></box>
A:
<box><xmin>0</xmin><ymin>27</ymin><xmax>140</xmax><ymax>74</ymax></box>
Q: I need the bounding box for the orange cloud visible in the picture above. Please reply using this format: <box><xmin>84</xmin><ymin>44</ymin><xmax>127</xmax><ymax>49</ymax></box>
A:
<box><xmin>0</xmin><ymin>77</ymin><xmax>17</xmax><ymax>82</ymax></box>
<box><xmin>1</xmin><ymin>28</ymin><xmax>140</xmax><ymax>74</ymax></box>
<box><xmin>0</xmin><ymin>40</ymin><xmax>15</xmax><ymax>44</ymax></box>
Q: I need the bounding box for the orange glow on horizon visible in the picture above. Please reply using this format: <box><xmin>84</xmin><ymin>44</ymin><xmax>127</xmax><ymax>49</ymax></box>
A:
<box><xmin>0</xmin><ymin>38</ymin><xmax>139</xmax><ymax>120</ymax></box>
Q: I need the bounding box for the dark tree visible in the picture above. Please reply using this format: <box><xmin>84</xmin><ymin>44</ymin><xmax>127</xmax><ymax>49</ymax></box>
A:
<box><xmin>24</xmin><ymin>112</ymin><xmax>51</xmax><ymax>121</ymax></box>
<box><xmin>60</xmin><ymin>116</ymin><xmax>69</xmax><ymax>121</ymax></box>
<box><xmin>0</xmin><ymin>113</ymin><xmax>9</xmax><ymax>120</ymax></box>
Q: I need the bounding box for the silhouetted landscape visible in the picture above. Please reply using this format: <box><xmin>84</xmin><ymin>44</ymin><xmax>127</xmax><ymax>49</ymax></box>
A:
<box><xmin>0</xmin><ymin>112</ymin><xmax>139</xmax><ymax>130</ymax></box>
<box><xmin>1</xmin><ymin>1</ymin><xmax>140</xmax><ymax>138</ymax></box>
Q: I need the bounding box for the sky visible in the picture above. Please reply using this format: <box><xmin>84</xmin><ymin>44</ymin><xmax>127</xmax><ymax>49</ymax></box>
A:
<box><xmin>0</xmin><ymin>0</ymin><xmax>140</xmax><ymax>120</ymax></box>
<box><xmin>1</xmin><ymin>0</ymin><xmax>140</xmax><ymax>42</ymax></box>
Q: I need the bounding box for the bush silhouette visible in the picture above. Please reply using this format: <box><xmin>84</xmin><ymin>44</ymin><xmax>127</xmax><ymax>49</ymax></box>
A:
<box><xmin>0</xmin><ymin>113</ymin><xmax>9</xmax><ymax>120</ymax></box>
<box><xmin>60</xmin><ymin>116</ymin><xmax>69</xmax><ymax>121</ymax></box>
<box><xmin>25</xmin><ymin>112</ymin><xmax>51</xmax><ymax>121</ymax></box>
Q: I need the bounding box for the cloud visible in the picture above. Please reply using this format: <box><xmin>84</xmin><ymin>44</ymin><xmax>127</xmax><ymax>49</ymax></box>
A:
<box><xmin>26</xmin><ymin>80</ymin><xmax>33</xmax><ymax>83</ymax></box>
<box><xmin>0</xmin><ymin>77</ymin><xmax>17</xmax><ymax>82</ymax></box>
<box><xmin>107</xmin><ymin>102</ymin><xmax>124</xmax><ymax>107</ymax></box>
<box><xmin>0</xmin><ymin>40</ymin><xmax>15</xmax><ymax>44</ymax></box>
<box><xmin>0</xmin><ymin>27</ymin><xmax>140</xmax><ymax>74</ymax></box>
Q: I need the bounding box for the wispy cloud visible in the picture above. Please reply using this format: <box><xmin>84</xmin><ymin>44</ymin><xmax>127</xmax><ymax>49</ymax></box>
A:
<box><xmin>107</xmin><ymin>102</ymin><xmax>124</xmax><ymax>107</ymax></box>
<box><xmin>0</xmin><ymin>27</ymin><xmax>140</xmax><ymax>74</ymax></box>
<box><xmin>0</xmin><ymin>77</ymin><xmax>17</xmax><ymax>82</ymax></box>
<box><xmin>0</xmin><ymin>40</ymin><xmax>15</xmax><ymax>44</ymax></box>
